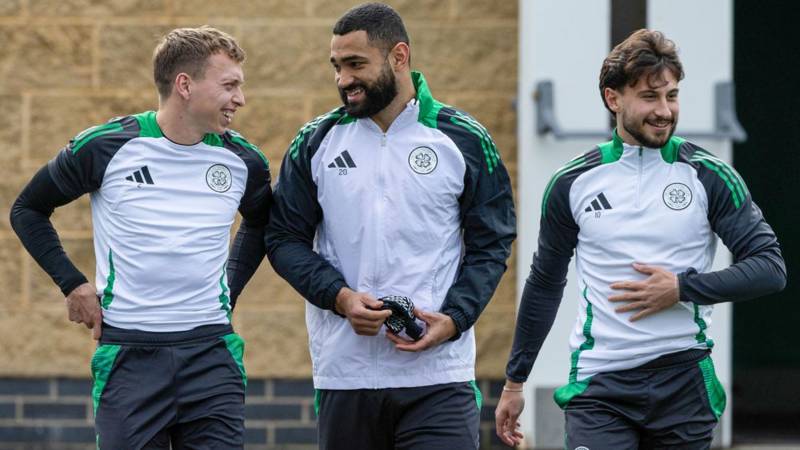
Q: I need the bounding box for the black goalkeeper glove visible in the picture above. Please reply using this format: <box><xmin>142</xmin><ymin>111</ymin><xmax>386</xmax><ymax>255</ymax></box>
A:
<box><xmin>378</xmin><ymin>295</ymin><xmax>424</xmax><ymax>341</ymax></box>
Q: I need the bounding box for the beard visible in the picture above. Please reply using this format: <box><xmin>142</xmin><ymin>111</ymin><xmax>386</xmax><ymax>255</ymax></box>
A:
<box><xmin>338</xmin><ymin>62</ymin><xmax>398</xmax><ymax>118</ymax></box>
<box><xmin>621</xmin><ymin>112</ymin><xmax>677</xmax><ymax>148</ymax></box>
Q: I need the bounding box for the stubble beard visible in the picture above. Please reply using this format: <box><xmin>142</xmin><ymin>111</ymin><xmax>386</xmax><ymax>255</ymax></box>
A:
<box><xmin>622</xmin><ymin>113</ymin><xmax>677</xmax><ymax>148</ymax></box>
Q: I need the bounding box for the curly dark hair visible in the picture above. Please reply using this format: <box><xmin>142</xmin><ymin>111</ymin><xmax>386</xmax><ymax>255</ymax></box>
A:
<box><xmin>599</xmin><ymin>29</ymin><xmax>684</xmax><ymax>114</ymax></box>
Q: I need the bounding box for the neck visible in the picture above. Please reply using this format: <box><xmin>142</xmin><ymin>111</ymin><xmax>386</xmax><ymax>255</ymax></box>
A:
<box><xmin>156</xmin><ymin>99</ymin><xmax>206</xmax><ymax>145</ymax></box>
<box><xmin>370</xmin><ymin>72</ymin><xmax>416</xmax><ymax>132</ymax></box>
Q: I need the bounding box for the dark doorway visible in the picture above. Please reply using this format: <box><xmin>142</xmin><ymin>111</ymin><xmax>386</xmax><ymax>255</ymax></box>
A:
<box><xmin>733</xmin><ymin>1</ymin><xmax>800</xmax><ymax>443</ymax></box>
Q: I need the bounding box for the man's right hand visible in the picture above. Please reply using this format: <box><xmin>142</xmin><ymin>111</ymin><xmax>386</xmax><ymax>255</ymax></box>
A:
<box><xmin>65</xmin><ymin>282</ymin><xmax>102</xmax><ymax>340</ymax></box>
<box><xmin>334</xmin><ymin>287</ymin><xmax>392</xmax><ymax>336</ymax></box>
<box><xmin>495</xmin><ymin>381</ymin><xmax>526</xmax><ymax>447</ymax></box>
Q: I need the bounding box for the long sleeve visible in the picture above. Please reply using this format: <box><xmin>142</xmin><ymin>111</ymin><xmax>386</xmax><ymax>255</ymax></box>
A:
<box><xmin>226</xmin><ymin>136</ymin><xmax>272</xmax><ymax>309</ymax></box>
<box><xmin>436</xmin><ymin>111</ymin><xmax>517</xmax><ymax>338</ymax></box>
<box><xmin>505</xmin><ymin>251</ymin><xmax>571</xmax><ymax>383</ymax></box>
<box><xmin>9</xmin><ymin>165</ymin><xmax>87</xmax><ymax>296</ymax></box>
<box><xmin>264</xmin><ymin>115</ymin><xmax>349</xmax><ymax>311</ymax></box>
<box><xmin>227</xmin><ymin>221</ymin><xmax>267</xmax><ymax>309</ymax></box>
<box><xmin>505</xmin><ymin>161</ymin><xmax>581</xmax><ymax>383</ymax></box>
<box><xmin>679</xmin><ymin>150</ymin><xmax>786</xmax><ymax>304</ymax></box>
<box><xmin>11</xmin><ymin>116</ymin><xmax>136</xmax><ymax>297</ymax></box>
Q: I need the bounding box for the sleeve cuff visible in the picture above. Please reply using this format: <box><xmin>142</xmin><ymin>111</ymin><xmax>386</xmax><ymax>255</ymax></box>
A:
<box><xmin>505</xmin><ymin>374</ymin><xmax>528</xmax><ymax>384</ymax></box>
<box><xmin>441</xmin><ymin>308</ymin><xmax>469</xmax><ymax>341</ymax></box>
<box><xmin>322</xmin><ymin>279</ymin><xmax>348</xmax><ymax>317</ymax></box>
<box><xmin>678</xmin><ymin>268</ymin><xmax>696</xmax><ymax>303</ymax></box>
<box><xmin>60</xmin><ymin>274</ymin><xmax>89</xmax><ymax>297</ymax></box>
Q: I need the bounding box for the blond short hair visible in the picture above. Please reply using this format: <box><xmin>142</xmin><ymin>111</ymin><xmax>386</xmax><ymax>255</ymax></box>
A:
<box><xmin>153</xmin><ymin>26</ymin><xmax>246</xmax><ymax>99</ymax></box>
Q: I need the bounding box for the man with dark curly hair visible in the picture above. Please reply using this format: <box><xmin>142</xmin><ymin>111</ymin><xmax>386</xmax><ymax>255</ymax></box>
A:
<box><xmin>496</xmin><ymin>29</ymin><xmax>786</xmax><ymax>449</ymax></box>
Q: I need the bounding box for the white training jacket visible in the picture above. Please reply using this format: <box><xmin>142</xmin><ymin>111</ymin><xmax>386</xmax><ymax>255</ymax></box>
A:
<box><xmin>266</xmin><ymin>72</ymin><xmax>516</xmax><ymax>389</ymax></box>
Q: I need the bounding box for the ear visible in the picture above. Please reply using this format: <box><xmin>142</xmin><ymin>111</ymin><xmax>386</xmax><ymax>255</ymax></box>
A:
<box><xmin>389</xmin><ymin>42</ymin><xmax>410</xmax><ymax>70</ymax></box>
<box><xmin>604</xmin><ymin>87</ymin><xmax>622</xmax><ymax>113</ymax></box>
<box><xmin>175</xmin><ymin>72</ymin><xmax>192</xmax><ymax>100</ymax></box>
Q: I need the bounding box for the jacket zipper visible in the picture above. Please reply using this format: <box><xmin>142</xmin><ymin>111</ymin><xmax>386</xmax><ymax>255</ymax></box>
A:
<box><xmin>374</xmin><ymin>132</ymin><xmax>387</xmax><ymax>287</ymax></box>
<box><xmin>373</xmin><ymin>132</ymin><xmax>388</xmax><ymax>388</ymax></box>
<box><xmin>636</xmin><ymin>147</ymin><xmax>643</xmax><ymax>208</ymax></box>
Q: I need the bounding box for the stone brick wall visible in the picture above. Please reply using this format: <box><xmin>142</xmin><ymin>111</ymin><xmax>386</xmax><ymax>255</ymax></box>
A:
<box><xmin>0</xmin><ymin>377</ymin><xmax>510</xmax><ymax>449</ymax></box>
<box><xmin>0</xmin><ymin>0</ymin><xmax>518</xmax><ymax>381</ymax></box>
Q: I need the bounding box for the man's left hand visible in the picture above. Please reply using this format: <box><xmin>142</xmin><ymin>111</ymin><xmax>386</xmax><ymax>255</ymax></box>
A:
<box><xmin>385</xmin><ymin>309</ymin><xmax>457</xmax><ymax>352</ymax></box>
<box><xmin>609</xmin><ymin>263</ymin><xmax>679</xmax><ymax>322</ymax></box>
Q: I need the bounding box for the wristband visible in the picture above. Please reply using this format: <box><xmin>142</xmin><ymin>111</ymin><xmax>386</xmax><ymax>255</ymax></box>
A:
<box><xmin>502</xmin><ymin>386</ymin><xmax>523</xmax><ymax>392</ymax></box>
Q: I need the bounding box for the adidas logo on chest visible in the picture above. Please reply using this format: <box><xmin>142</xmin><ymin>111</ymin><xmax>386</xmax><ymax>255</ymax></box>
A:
<box><xmin>327</xmin><ymin>150</ymin><xmax>357</xmax><ymax>174</ymax></box>
<box><xmin>584</xmin><ymin>192</ymin><xmax>612</xmax><ymax>217</ymax></box>
<box><xmin>125</xmin><ymin>166</ymin><xmax>154</xmax><ymax>185</ymax></box>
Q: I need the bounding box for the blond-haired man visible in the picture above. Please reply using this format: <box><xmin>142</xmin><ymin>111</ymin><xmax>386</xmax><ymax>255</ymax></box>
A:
<box><xmin>10</xmin><ymin>26</ymin><xmax>270</xmax><ymax>448</ymax></box>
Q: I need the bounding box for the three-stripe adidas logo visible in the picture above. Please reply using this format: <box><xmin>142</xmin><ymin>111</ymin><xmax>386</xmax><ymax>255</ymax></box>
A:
<box><xmin>585</xmin><ymin>192</ymin><xmax>612</xmax><ymax>215</ymax></box>
<box><xmin>125</xmin><ymin>166</ymin><xmax>154</xmax><ymax>185</ymax></box>
<box><xmin>328</xmin><ymin>150</ymin><xmax>357</xmax><ymax>169</ymax></box>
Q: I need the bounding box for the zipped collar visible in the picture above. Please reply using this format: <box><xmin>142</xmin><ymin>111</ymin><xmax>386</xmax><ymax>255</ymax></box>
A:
<box><xmin>361</xmin><ymin>99</ymin><xmax>420</xmax><ymax>134</ymax></box>
<box><xmin>598</xmin><ymin>129</ymin><xmax>686</xmax><ymax>165</ymax></box>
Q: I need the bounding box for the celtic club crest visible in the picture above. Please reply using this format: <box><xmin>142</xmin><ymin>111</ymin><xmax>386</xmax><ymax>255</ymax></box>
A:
<box><xmin>662</xmin><ymin>182</ymin><xmax>692</xmax><ymax>210</ymax></box>
<box><xmin>408</xmin><ymin>146</ymin><xmax>438</xmax><ymax>175</ymax></box>
<box><xmin>206</xmin><ymin>164</ymin><xmax>232</xmax><ymax>193</ymax></box>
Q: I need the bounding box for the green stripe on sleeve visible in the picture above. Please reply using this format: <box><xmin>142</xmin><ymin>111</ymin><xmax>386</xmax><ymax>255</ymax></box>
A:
<box><xmin>229</xmin><ymin>130</ymin><xmax>269</xmax><ymax>168</ymax></box>
<box><xmin>541</xmin><ymin>155</ymin><xmax>587</xmax><ymax>217</ymax></box>
<box><xmin>690</xmin><ymin>150</ymin><xmax>749</xmax><ymax>208</ymax></box>
<box><xmin>695</xmin><ymin>158</ymin><xmax>743</xmax><ymax>208</ymax></box>
<box><xmin>71</xmin><ymin>123</ymin><xmax>124</xmax><ymax>154</ymax></box>
<box><xmin>450</xmin><ymin>114</ymin><xmax>500</xmax><ymax>174</ymax></box>
<box><xmin>289</xmin><ymin>110</ymin><xmax>345</xmax><ymax>160</ymax></box>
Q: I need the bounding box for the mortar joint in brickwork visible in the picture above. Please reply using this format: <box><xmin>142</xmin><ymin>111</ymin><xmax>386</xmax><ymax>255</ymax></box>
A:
<box><xmin>265</xmin><ymin>379</ymin><xmax>274</xmax><ymax>399</ymax></box>
<box><xmin>300</xmin><ymin>402</ymin><xmax>311</xmax><ymax>423</ymax></box>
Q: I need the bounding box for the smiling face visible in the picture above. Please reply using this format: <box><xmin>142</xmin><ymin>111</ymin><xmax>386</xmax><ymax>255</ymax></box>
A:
<box><xmin>186</xmin><ymin>52</ymin><xmax>245</xmax><ymax>134</ymax></box>
<box><xmin>330</xmin><ymin>30</ymin><xmax>398</xmax><ymax>118</ymax></box>
<box><xmin>606</xmin><ymin>68</ymin><xmax>680</xmax><ymax>148</ymax></box>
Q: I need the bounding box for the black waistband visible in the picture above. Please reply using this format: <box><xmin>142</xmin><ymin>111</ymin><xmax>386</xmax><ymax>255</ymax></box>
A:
<box><xmin>636</xmin><ymin>349</ymin><xmax>710</xmax><ymax>371</ymax></box>
<box><xmin>99</xmin><ymin>323</ymin><xmax>233</xmax><ymax>346</ymax></box>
